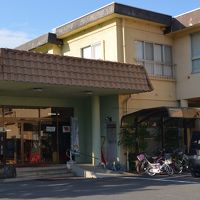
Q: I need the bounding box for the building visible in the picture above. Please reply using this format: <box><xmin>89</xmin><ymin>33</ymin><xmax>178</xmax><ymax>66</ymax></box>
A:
<box><xmin>0</xmin><ymin>48</ymin><xmax>152</xmax><ymax>166</ymax></box>
<box><xmin>4</xmin><ymin>2</ymin><xmax>200</xmax><ymax>165</ymax></box>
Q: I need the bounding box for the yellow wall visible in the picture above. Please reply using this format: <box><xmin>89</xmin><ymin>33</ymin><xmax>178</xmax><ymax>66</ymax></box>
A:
<box><xmin>30</xmin><ymin>16</ymin><xmax>200</xmax><ymax>110</ymax></box>
<box><xmin>61</xmin><ymin>18</ymin><xmax>118</xmax><ymax>61</ymax></box>
<box><xmin>33</xmin><ymin>44</ymin><xmax>62</xmax><ymax>55</ymax></box>
<box><xmin>117</xmin><ymin>18</ymin><xmax>173</xmax><ymax>63</ymax></box>
<box><xmin>31</xmin><ymin>16</ymin><xmax>178</xmax><ymax>117</ymax></box>
<box><xmin>117</xmin><ymin>18</ymin><xmax>177</xmax><ymax>115</ymax></box>
<box><xmin>173</xmin><ymin>28</ymin><xmax>200</xmax><ymax>100</ymax></box>
<box><xmin>59</xmin><ymin>16</ymin><xmax>177</xmax><ymax>115</ymax></box>
<box><xmin>119</xmin><ymin>79</ymin><xmax>177</xmax><ymax>117</ymax></box>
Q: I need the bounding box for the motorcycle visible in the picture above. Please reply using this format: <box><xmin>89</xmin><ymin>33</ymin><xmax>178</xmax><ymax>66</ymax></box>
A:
<box><xmin>171</xmin><ymin>150</ymin><xmax>189</xmax><ymax>174</ymax></box>
<box><xmin>137</xmin><ymin>153</ymin><xmax>174</xmax><ymax>176</ymax></box>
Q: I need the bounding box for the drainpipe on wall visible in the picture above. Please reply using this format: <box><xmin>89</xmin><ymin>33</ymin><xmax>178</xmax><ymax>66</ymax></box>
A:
<box><xmin>122</xmin><ymin>18</ymin><xmax>126</xmax><ymax>63</ymax></box>
<box><xmin>125</xmin><ymin>94</ymin><xmax>132</xmax><ymax>114</ymax></box>
<box><xmin>123</xmin><ymin>95</ymin><xmax>132</xmax><ymax>172</ymax></box>
<box><xmin>122</xmin><ymin>18</ymin><xmax>131</xmax><ymax>171</ymax></box>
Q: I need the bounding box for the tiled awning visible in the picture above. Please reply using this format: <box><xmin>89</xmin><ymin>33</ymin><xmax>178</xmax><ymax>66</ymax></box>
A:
<box><xmin>0</xmin><ymin>48</ymin><xmax>152</xmax><ymax>95</ymax></box>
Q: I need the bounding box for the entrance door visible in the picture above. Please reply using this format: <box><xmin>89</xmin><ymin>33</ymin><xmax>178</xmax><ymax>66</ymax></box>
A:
<box><xmin>58</xmin><ymin>122</ymin><xmax>71</xmax><ymax>163</ymax></box>
<box><xmin>21</xmin><ymin>122</ymin><xmax>40</xmax><ymax>164</ymax></box>
<box><xmin>1</xmin><ymin>106</ymin><xmax>73</xmax><ymax>165</ymax></box>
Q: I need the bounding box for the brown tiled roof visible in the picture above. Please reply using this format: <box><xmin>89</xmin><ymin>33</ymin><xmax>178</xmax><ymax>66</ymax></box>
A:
<box><xmin>0</xmin><ymin>48</ymin><xmax>152</xmax><ymax>94</ymax></box>
<box><xmin>173</xmin><ymin>8</ymin><xmax>200</xmax><ymax>31</ymax></box>
<box><xmin>164</xmin><ymin>8</ymin><xmax>200</xmax><ymax>34</ymax></box>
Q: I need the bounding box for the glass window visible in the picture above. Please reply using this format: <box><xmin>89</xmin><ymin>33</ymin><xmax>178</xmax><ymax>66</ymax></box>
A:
<box><xmin>136</xmin><ymin>41</ymin><xmax>144</xmax><ymax>59</ymax></box>
<box><xmin>154</xmin><ymin>44</ymin><xmax>163</xmax><ymax>75</ymax></box>
<box><xmin>164</xmin><ymin>45</ymin><xmax>172</xmax><ymax>65</ymax></box>
<box><xmin>93</xmin><ymin>43</ymin><xmax>101</xmax><ymax>59</ymax></box>
<box><xmin>0</xmin><ymin>106</ymin><xmax>73</xmax><ymax>165</ymax></box>
<box><xmin>192</xmin><ymin>59</ymin><xmax>200</xmax><ymax>73</ymax></box>
<box><xmin>82</xmin><ymin>46</ymin><xmax>92</xmax><ymax>59</ymax></box>
<box><xmin>145</xmin><ymin>42</ymin><xmax>153</xmax><ymax>61</ymax></box>
<box><xmin>163</xmin><ymin>66</ymin><xmax>173</xmax><ymax>77</ymax></box>
<box><xmin>135</xmin><ymin>41</ymin><xmax>173</xmax><ymax>78</ymax></box>
<box><xmin>191</xmin><ymin>32</ymin><xmax>200</xmax><ymax>58</ymax></box>
<box><xmin>191</xmin><ymin>32</ymin><xmax>200</xmax><ymax>73</ymax></box>
<box><xmin>82</xmin><ymin>43</ymin><xmax>101</xmax><ymax>59</ymax></box>
<box><xmin>145</xmin><ymin>63</ymin><xmax>154</xmax><ymax>75</ymax></box>
<box><xmin>154</xmin><ymin>44</ymin><xmax>162</xmax><ymax>62</ymax></box>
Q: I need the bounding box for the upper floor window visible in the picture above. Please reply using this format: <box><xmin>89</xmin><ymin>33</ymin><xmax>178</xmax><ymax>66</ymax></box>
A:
<box><xmin>191</xmin><ymin>32</ymin><xmax>200</xmax><ymax>73</ymax></box>
<box><xmin>135</xmin><ymin>41</ymin><xmax>174</xmax><ymax>78</ymax></box>
<box><xmin>81</xmin><ymin>42</ymin><xmax>101</xmax><ymax>59</ymax></box>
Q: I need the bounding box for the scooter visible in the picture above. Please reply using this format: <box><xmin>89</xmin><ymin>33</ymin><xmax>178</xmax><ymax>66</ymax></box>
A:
<box><xmin>137</xmin><ymin>153</ymin><xmax>174</xmax><ymax>176</ymax></box>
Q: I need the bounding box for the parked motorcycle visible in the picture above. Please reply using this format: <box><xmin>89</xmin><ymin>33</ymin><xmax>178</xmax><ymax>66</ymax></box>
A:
<box><xmin>137</xmin><ymin>153</ymin><xmax>174</xmax><ymax>176</ymax></box>
<box><xmin>171</xmin><ymin>150</ymin><xmax>189</xmax><ymax>174</ymax></box>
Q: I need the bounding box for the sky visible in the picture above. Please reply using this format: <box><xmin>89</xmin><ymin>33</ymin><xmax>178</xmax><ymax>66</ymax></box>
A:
<box><xmin>0</xmin><ymin>0</ymin><xmax>200</xmax><ymax>48</ymax></box>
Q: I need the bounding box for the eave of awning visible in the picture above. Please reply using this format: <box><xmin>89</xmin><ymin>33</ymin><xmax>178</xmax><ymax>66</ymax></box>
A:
<box><xmin>121</xmin><ymin>107</ymin><xmax>200</xmax><ymax>128</ymax></box>
<box><xmin>0</xmin><ymin>48</ymin><xmax>153</xmax><ymax>97</ymax></box>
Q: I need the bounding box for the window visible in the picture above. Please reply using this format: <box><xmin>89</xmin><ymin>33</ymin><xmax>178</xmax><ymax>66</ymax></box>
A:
<box><xmin>135</xmin><ymin>41</ymin><xmax>173</xmax><ymax>78</ymax></box>
<box><xmin>82</xmin><ymin>46</ymin><xmax>91</xmax><ymax>59</ymax></box>
<box><xmin>191</xmin><ymin>32</ymin><xmax>200</xmax><ymax>73</ymax></box>
<box><xmin>81</xmin><ymin>43</ymin><xmax>101</xmax><ymax>59</ymax></box>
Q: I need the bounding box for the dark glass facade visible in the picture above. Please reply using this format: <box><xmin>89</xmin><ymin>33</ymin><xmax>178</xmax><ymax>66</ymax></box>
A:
<box><xmin>0</xmin><ymin>106</ymin><xmax>73</xmax><ymax>165</ymax></box>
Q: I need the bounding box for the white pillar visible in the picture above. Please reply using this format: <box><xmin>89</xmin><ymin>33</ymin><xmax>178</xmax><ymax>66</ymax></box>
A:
<box><xmin>91</xmin><ymin>96</ymin><xmax>101</xmax><ymax>166</ymax></box>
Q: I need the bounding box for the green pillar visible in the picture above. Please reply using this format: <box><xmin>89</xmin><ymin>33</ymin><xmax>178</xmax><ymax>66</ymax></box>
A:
<box><xmin>91</xmin><ymin>96</ymin><xmax>101</xmax><ymax>166</ymax></box>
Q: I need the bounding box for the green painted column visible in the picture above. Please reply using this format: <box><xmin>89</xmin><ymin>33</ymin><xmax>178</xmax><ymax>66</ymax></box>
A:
<box><xmin>91</xmin><ymin>96</ymin><xmax>101</xmax><ymax>166</ymax></box>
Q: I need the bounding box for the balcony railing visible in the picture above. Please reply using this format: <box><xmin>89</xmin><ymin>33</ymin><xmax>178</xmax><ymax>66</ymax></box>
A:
<box><xmin>135</xmin><ymin>60</ymin><xmax>175</xmax><ymax>79</ymax></box>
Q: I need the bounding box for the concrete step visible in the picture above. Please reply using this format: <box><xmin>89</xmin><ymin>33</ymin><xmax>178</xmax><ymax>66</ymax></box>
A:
<box><xmin>16</xmin><ymin>164</ymin><xmax>74</xmax><ymax>178</ymax></box>
<box><xmin>68</xmin><ymin>163</ymin><xmax>128</xmax><ymax>178</ymax></box>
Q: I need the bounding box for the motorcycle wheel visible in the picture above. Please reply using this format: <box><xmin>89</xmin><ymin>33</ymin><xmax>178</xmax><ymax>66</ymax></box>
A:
<box><xmin>182</xmin><ymin>160</ymin><xmax>190</xmax><ymax>173</ymax></box>
<box><xmin>165</xmin><ymin>165</ymin><xmax>174</xmax><ymax>176</ymax></box>
<box><xmin>174</xmin><ymin>160</ymin><xmax>183</xmax><ymax>174</ymax></box>
<box><xmin>146</xmin><ymin>166</ymin><xmax>156</xmax><ymax>176</ymax></box>
<box><xmin>191</xmin><ymin>170</ymin><xmax>200</xmax><ymax>178</ymax></box>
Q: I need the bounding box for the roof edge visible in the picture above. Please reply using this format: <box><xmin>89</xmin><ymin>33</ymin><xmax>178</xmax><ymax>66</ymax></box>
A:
<box><xmin>15</xmin><ymin>33</ymin><xmax>63</xmax><ymax>51</ymax></box>
<box><xmin>114</xmin><ymin>3</ymin><xmax>172</xmax><ymax>26</ymax></box>
<box><xmin>0</xmin><ymin>48</ymin><xmax>153</xmax><ymax>94</ymax></box>
<box><xmin>56</xmin><ymin>2</ymin><xmax>172</xmax><ymax>38</ymax></box>
<box><xmin>166</xmin><ymin>8</ymin><xmax>200</xmax><ymax>33</ymax></box>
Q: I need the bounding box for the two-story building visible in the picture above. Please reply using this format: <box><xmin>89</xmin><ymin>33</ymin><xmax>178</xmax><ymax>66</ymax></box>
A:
<box><xmin>2</xmin><ymin>2</ymin><xmax>200</xmax><ymax>166</ymax></box>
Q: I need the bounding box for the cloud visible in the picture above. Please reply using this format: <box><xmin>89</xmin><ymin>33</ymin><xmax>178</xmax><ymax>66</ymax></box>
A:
<box><xmin>0</xmin><ymin>29</ymin><xmax>32</xmax><ymax>48</ymax></box>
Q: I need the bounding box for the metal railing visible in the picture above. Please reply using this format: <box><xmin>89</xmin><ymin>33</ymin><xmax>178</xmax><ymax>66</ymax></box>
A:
<box><xmin>136</xmin><ymin>60</ymin><xmax>176</xmax><ymax>79</ymax></box>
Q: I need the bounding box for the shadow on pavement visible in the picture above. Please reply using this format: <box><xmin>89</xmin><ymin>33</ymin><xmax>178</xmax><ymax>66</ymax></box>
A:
<box><xmin>0</xmin><ymin>174</ymin><xmax>199</xmax><ymax>199</ymax></box>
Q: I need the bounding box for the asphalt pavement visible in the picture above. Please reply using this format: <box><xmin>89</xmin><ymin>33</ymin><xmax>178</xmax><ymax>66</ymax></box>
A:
<box><xmin>0</xmin><ymin>174</ymin><xmax>200</xmax><ymax>200</ymax></box>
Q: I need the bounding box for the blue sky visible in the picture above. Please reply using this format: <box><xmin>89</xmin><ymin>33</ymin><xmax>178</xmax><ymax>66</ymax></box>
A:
<box><xmin>0</xmin><ymin>0</ymin><xmax>200</xmax><ymax>48</ymax></box>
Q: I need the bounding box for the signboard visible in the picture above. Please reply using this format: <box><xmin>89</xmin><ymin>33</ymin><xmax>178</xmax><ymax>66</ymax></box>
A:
<box><xmin>46</xmin><ymin>126</ymin><xmax>56</xmax><ymax>132</ymax></box>
<box><xmin>62</xmin><ymin>126</ymin><xmax>70</xmax><ymax>133</ymax></box>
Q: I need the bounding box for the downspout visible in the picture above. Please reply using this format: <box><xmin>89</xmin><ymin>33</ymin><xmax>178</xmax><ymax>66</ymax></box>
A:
<box><xmin>122</xmin><ymin>18</ymin><xmax>131</xmax><ymax>170</ymax></box>
<box><xmin>122</xmin><ymin>18</ymin><xmax>126</xmax><ymax>63</ymax></box>
<box><xmin>123</xmin><ymin>94</ymin><xmax>131</xmax><ymax>172</ymax></box>
<box><xmin>122</xmin><ymin>18</ymin><xmax>132</xmax><ymax>171</ymax></box>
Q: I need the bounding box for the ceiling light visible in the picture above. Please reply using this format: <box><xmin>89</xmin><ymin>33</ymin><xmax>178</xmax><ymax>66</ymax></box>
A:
<box><xmin>83</xmin><ymin>91</ymin><xmax>93</xmax><ymax>95</ymax></box>
<box><xmin>48</xmin><ymin>113</ymin><xmax>60</xmax><ymax>116</ymax></box>
<box><xmin>33</xmin><ymin>88</ymin><xmax>43</xmax><ymax>92</ymax></box>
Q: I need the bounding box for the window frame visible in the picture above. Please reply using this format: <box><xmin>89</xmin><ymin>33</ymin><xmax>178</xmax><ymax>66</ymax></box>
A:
<box><xmin>191</xmin><ymin>32</ymin><xmax>200</xmax><ymax>73</ymax></box>
<box><xmin>81</xmin><ymin>42</ymin><xmax>101</xmax><ymax>60</ymax></box>
<box><xmin>135</xmin><ymin>40</ymin><xmax>173</xmax><ymax>78</ymax></box>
